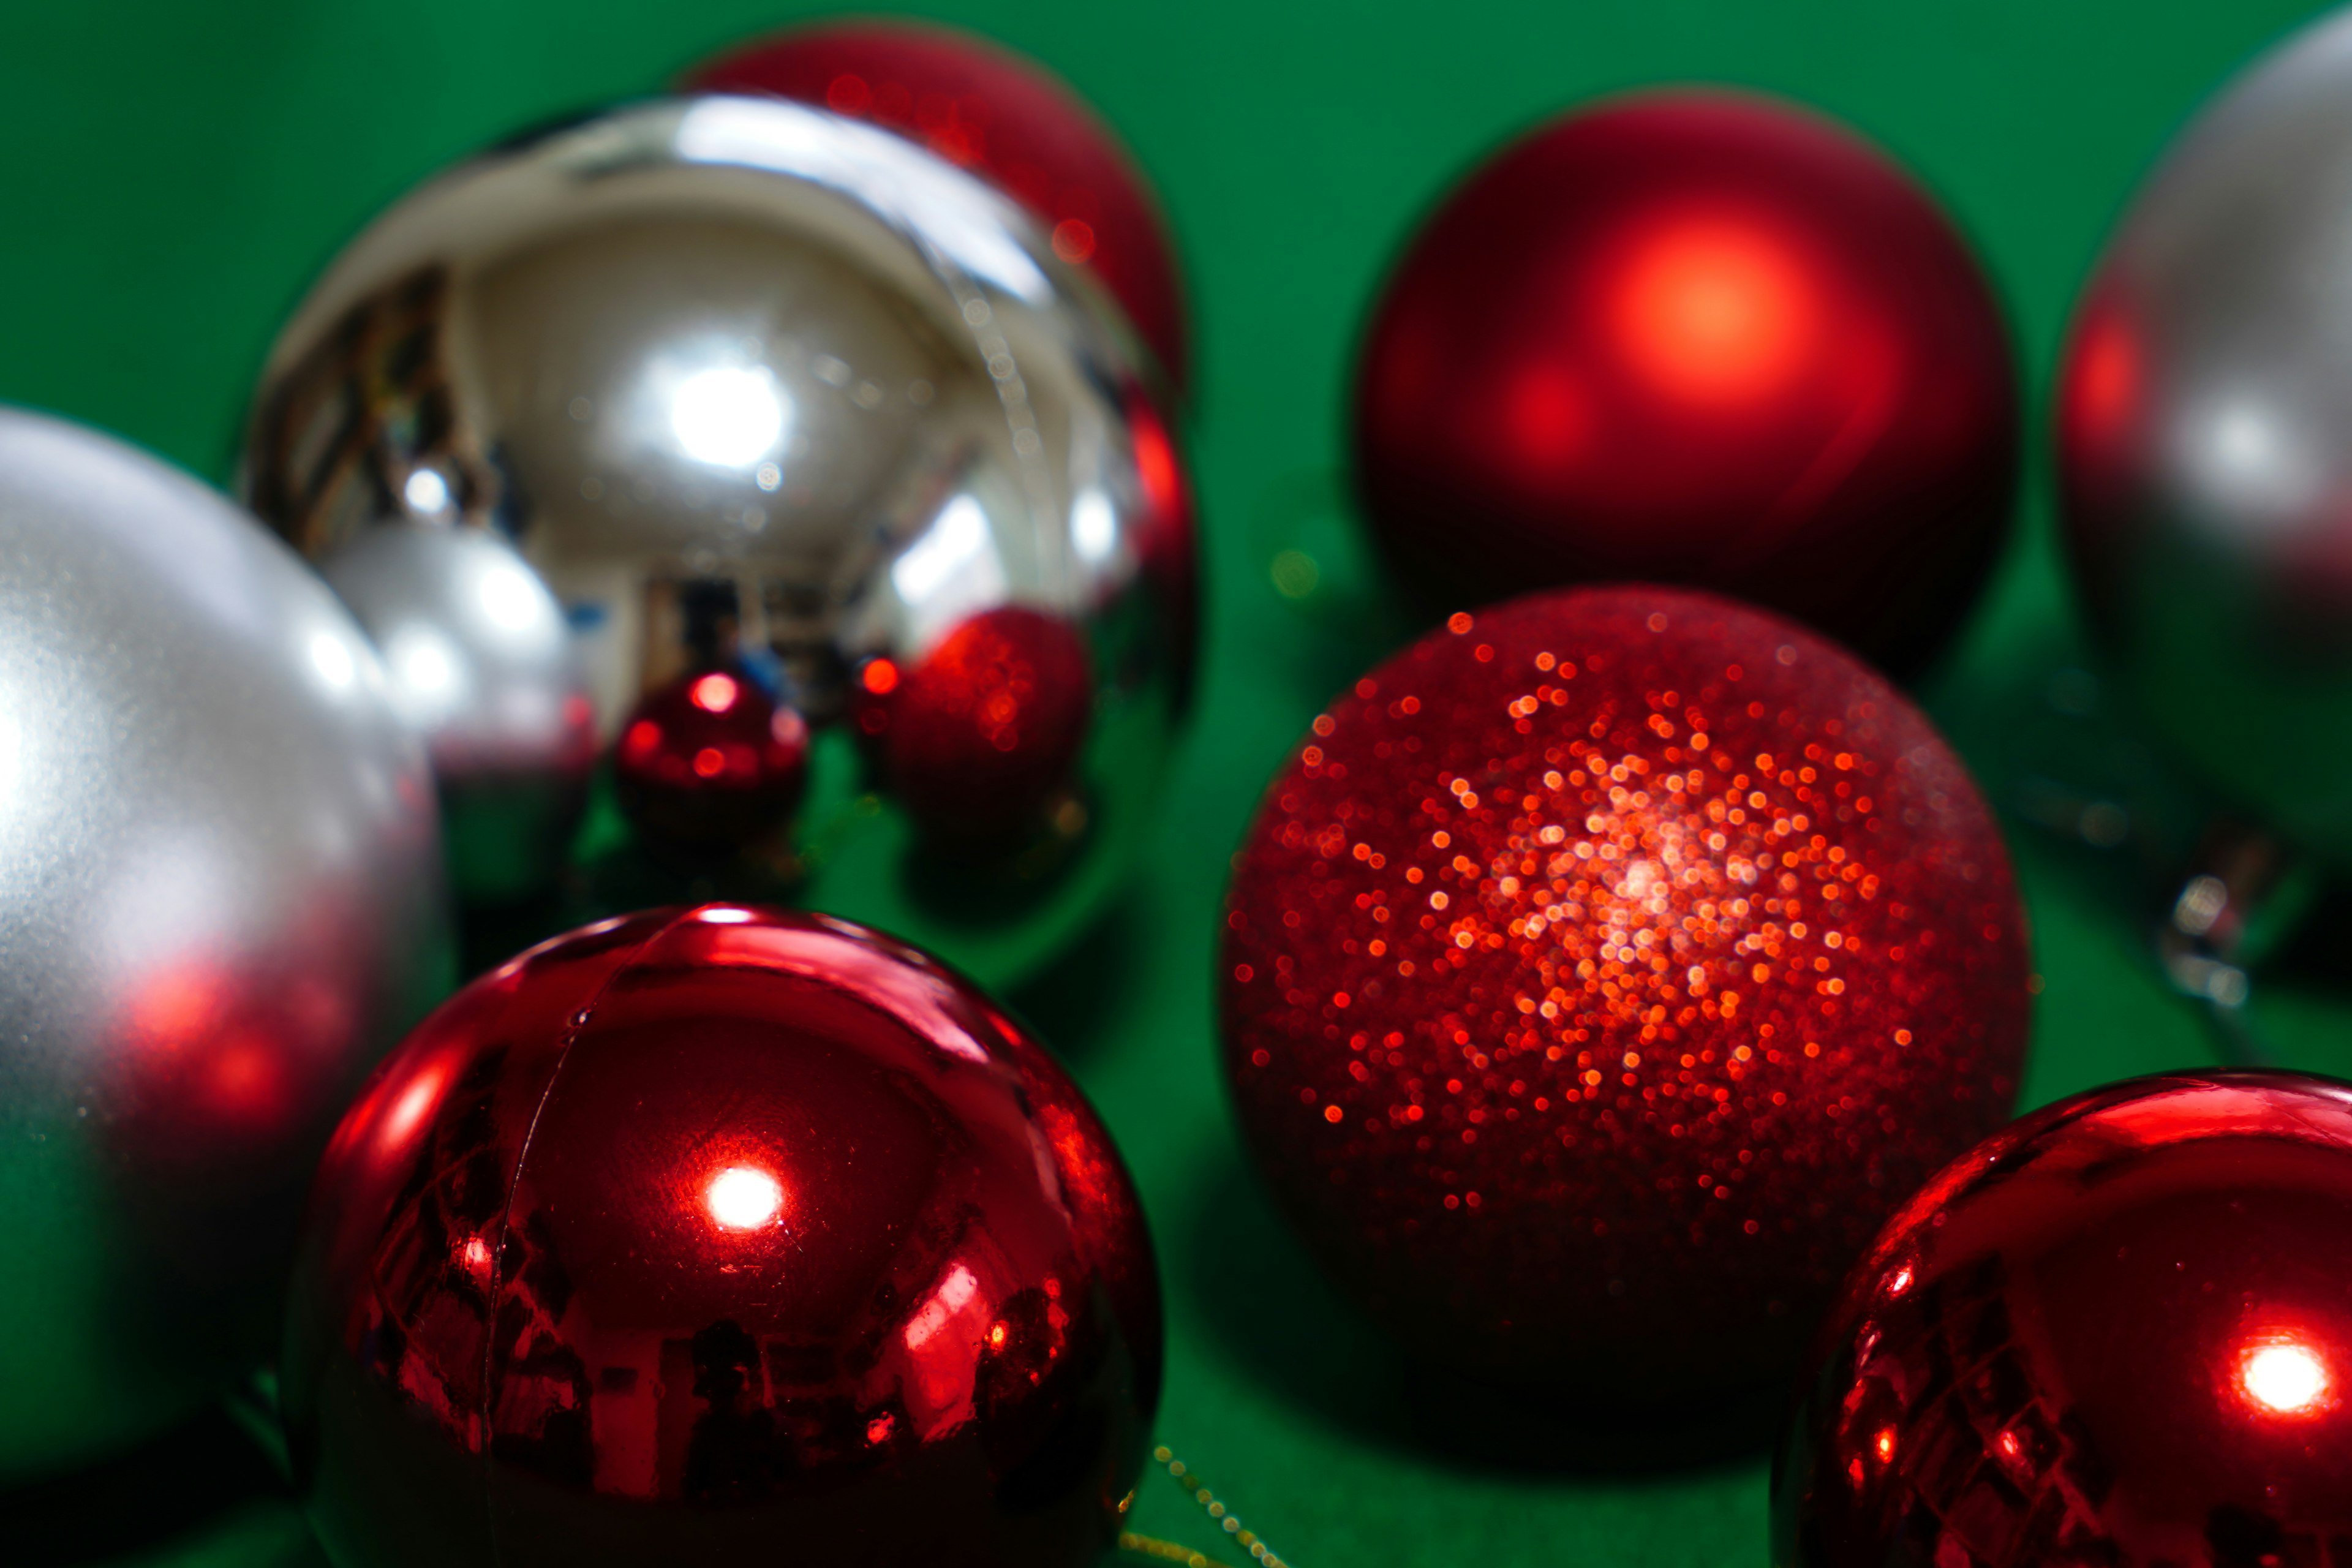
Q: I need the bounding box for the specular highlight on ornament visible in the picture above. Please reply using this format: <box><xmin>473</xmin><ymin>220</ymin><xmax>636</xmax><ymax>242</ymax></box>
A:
<box><xmin>1353</xmin><ymin>90</ymin><xmax>2018</xmax><ymax>677</ymax></box>
<box><xmin>239</xmin><ymin>94</ymin><xmax>1194</xmax><ymax>988</ymax></box>
<box><xmin>1220</xmin><ymin>586</ymin><xmax>2029</xmax><ymax>1414</ymax></box>
<box><xmin>1776</xmin><ymin>1070</ymin><xmax>2352</xmax><ymax>1567</ymax></box>
<box><xmin>284</xmin><ymin>904</ymin><xmax>1160</xmax><ymax>1568</ymax></box>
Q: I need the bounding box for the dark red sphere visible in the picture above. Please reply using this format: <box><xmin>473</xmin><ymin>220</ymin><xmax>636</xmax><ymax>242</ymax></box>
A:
<box><xmin>856</xmin><ymin>608</ymin><xmax>1093</xmax><ymax>847</ymax></box>
<box><xmin>1219</xmin><ymin>586</ymin><xmax>2029</xmax><ymax>1409</ymax></box>
<box><xmin>284</xmin><ymin>905</ymin><xmax>1160</xmax><ymax>1568</ymax></box>
<box><xmin>614</xmin><ymin>669</ymin><xmax>809</xmax><ymax>850</ymax></box>
<box><xmin>1352</xmin><ymin>91</ymin><xmax>2017</xmax><ymax>677</ymax></box>
<box><xmin>687</xmin><ymin>18</ymin><xmax>1191</xmax><ymax>396</ymax></box>
<box><xmin>1777</xmin><ymin>1071</ymin><xmax>2352</xmax><ymax>1568</ymax></box>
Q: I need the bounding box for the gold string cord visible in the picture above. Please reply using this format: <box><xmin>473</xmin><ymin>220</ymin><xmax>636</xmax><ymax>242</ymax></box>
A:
<box><xmin>1118</xmin><ymin>1446</ymin><xmax>1292</xmax><ymax>1568</ymax></box>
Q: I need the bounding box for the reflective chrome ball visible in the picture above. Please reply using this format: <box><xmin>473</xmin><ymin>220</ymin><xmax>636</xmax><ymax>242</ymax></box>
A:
<box><xmin>2060</xmin><ymin>9</ymin><xmax>2352</xmax><ymax>867</ymax></box>
<box><xmin>242</xmin><ymin>96</ymin><xmax>1195</xmax><ymax>987</ymax></box>
<box><xmin>319</xmin><ymin>523</ymin><xmax>595</xmax><ymax>905</ymax></box>
<box><xmin>0</xmin><ymin>408</ymin><xmax>450</xmax><ymax>1482</ymax></box>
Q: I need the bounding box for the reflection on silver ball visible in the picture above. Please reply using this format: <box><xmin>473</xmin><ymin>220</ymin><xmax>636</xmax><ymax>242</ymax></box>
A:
<box><xmin>2060</xmin><ymin>9</ymin><xmax>2352</xmax><ymax>867</ymax></box>
<box><xmin>319</xmin><ymin>523</ymin><xmax>595</xmax><ymax>904</ymax></box>
<box><xmin>0</xmin><ymin>409</ymin><xmax>450</xmax><ymax>1480</ymax></box>
<box><xmin>241</xmin><ymin>94</ymin><xmax>1195</xmax><ymax>986</ymax></box>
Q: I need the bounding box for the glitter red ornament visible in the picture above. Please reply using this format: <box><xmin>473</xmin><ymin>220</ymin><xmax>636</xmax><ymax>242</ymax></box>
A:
<box><xmin>1352</xmin><ymin>91</ymin><xmax>2017</xmax><ymax>677</ymax></box>
<box><xmin>1219</xmin><ymin>586</ymin><xmax>2029</xmax><ymax>1411</ymax></box>
<box><xmin>614</xmin><ymin>669</ymin><xmax>809</xmax><ymax>850</ymax></box>
<box><xmin>687</xmin><ymin>18</ymin><xmax>1191</xmax><ymax>397</ymax></box>
<box><xmin>1777</xmin><ymin>1071</ymin><xmax>2352</xmax><ymax>1568</ymax></box>
<box><xmin>284</xmin><ymin>905</ymin><xmax>1160</xmax><ymax>1568</ymax></box>
<box><xmin>857</xmin><ymin>608</ymin><xmax>1093</xmax><ymax>848</ymax></box>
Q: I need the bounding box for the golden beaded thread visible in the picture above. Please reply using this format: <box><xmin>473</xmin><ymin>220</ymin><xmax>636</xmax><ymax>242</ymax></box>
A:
<box><xmin>1117</xmin><ymin>1446</ymin><xmax>1293</xmax><ymax>1568</ymax></box>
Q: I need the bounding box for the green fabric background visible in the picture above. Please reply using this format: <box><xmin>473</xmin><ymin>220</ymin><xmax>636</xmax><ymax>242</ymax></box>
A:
<box><xmin>6</xmin><ymin>0</ymin><xmax>2351</xmax><ymax>1562</ymax></box>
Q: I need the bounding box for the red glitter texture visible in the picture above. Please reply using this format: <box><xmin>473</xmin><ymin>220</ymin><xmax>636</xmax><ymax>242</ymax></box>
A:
<box><xmin>687</xmin><ymin>18</ymin><xmax>1192</xmax><ymax>396</ymax></box>
<box><xmin>1219</xmin><ymin>586</ymin><xmax>2029</xmax><ymax>1409</ymax></box>
<box><xmin>1352</xmin><ymin>91</ymin><xmax>2017</xmax><ymax>677</ymax></box>
<box><xmin>860</xmin><ymin>607</ymin><xmax>1092</xmax><ymax>846</ymax></box>
<box><xmin>1779</xmin><ymin>1071</ymin><xmax>2352</xmax><ymax>1567</ymax></box>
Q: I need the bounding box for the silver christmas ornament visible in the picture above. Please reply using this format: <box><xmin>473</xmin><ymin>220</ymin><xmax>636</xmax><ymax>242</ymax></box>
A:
<box><xmin>0</xmin><ymin>408</ymin><xmax>450</xmax><ymax>1482</ymax></box>
<box><xmin>2060</xmin><ymin>7</ymin><xmax>2352</xmax><ymax>868</ymax></box>
<box><xmin>318</xmin><ymin>522</ymin><xmax>594</xmax><ymax>905</ymax></box>
<box><xmin>241</xmin><ymin>94</ymin><xmax>1196</xmax><ymax>987</ymax></box>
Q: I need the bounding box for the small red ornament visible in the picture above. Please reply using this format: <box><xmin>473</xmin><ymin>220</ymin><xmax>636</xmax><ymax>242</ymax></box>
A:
<box><xmin>687</xmin><ymin>18</ymin><xmax>1192</xmax><ymax>397</ymax></box>
<box><xmin>614</xmin><ymin>668</ymin><xmax>809</xmax><ymax>850</ymax></box>
<box><xmin>1353</xmin><ymin>91</ymin><xmax>2017</xmax><ymax>677</ymax></box>
<box><xmin>857</xmin><ymin>608</ymin><xmax>1093</xmax><ymax>847</ymax></box>
<box><xmin>284</xmin><ymin>905</ymin><xmax>1160</xmax><ymax>1568</ymax></box>
<box><xmin>1778</xmin><ymin>1071</ymin><xmax>2352</xmax><ymax>1568</ymax></box>
<box><xmin>1219</xmin><ymin>586</ymin><xmax>2028</xmax><ymax>1410</ymax></box>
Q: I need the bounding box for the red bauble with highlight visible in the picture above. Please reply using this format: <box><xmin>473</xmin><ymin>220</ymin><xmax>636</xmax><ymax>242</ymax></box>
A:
<box><xmin>1219</xmin><ymin>587</ymin><xmax>2029</xmax><ymax>1411</ymax></box>
<box><xmin>284</xmin><ymin>905</ymin><xmax>1160</xmax><ymax>1568</ymax></box>
<box><xmin>687</xmin><ymin>18</ymin><xmax>1191</xmax><ymax>396</ymax></box>
<box><xmin>1779</xmin><ymin>1071</ymin><xmax>2352</xmax><ymax>1568</ymax></box>
<box><xmin>614</xmin><ymin>668</ymin><xmax>809</xmax><ymax>850</ymax></box>
<box><xmin>858</xmin><ymin>608</ymin><xmax>1093</xmax><ymax>847</ymax></box>
<box><xmin>1353</xmin><ymin>92</ymin><xmax>2017</xmax><ymax>677</ymax></box>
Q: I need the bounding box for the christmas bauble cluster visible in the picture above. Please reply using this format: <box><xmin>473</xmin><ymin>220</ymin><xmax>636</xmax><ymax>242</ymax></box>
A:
<box><xmin>24</xmin><ymin>9</ymin><xmax>2352</xmax><ymax>1568</ymax></box>
<box><xmin>242</xmin><ymin>51</ymin><xmax>1196</xmax><ymax>990</ymax></box>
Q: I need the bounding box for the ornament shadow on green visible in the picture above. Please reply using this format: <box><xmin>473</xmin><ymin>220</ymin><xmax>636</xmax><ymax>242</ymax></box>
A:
<box><xmin>1175</xmin><ymin>1145</ymin><xmax>1784</xmax><ymax>1477</ymax></box>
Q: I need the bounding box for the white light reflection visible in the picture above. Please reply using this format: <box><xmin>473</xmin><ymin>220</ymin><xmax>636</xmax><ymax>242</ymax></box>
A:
<box><xmin>475</xmin><ymin>560</ymin><xmax>545</xmax><ymax>635</ymax></box>
<box><xmin>903</xmin><ymin>1263</ymin><xmax>980</xmax><ymax>1349</ymax></box>
<box><xmin>893</xmin><ymin>494</ymin><xmax>995</xmax><ymax>603</ymax></box>
<box><xmin>671</xmin><ymin>366</ymin><xmax>787</xmax><ymax>469</ymax></box>
<box><xmin>382</xmin><ymin>624</ymin><xmax>467</xmax><ymax>729</ymax></box>
<box><xmin>706</xmin><ymin>1165</ymin><xmax>785</xmax><ymax>1231</ymax></box>
<box><xmin>1071</xmin><ymin>488</ymin><xmax>1117</xmax><ymax>564</ymax></box>
<box><xmin>674</xmin><ymin>97</ymin><xmax>1050</xmax><ymax>304</ymax></box>
<box><xmin>402</xmin><ymin>470</ymin><xmax>451</xmax><ymax>515</ymax></box>
<box><xmin>307</xmin><ymin>631</ymin><xmax>356</xmax><ymax>693</ymax></box>
<box><xmin>2185</xmin><ymin>394</ymin><xmax>2320</xmax><ymax>526</ymax></box>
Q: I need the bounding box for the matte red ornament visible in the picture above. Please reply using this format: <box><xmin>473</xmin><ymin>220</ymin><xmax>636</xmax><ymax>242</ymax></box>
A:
<box><xmin>687</xmin><ymin>18</ymin><xmax>1191</xmax><ymax>396</ymax></box>
<box><xmin>1352</xmin><ymin>91</ymin><xmax>2017</xmax><ymax>677</ymax></box>
<box><xmin>284</xmin><ymin>905</ymin><xmax>1160</xmax><ymax>1568</ymax></box>
<box><xmin>1219</xmin><ymin>586</ymin><xmax>2029</xmax><ymax>1411</ymax></box>
<box><xmin>857</xmin><ymin>608</ymin><xmax>1093</xmax><ymax>846</ymax></box>
<box><xmin>614</xmin><ymin>669</ymin><xmax>809</xmax><ymax>850</ymax></box>
<box><xmin>1777</xmin><ymin>1071</ymin><xmax>2352</xmax><ymax>1568</ymax></box>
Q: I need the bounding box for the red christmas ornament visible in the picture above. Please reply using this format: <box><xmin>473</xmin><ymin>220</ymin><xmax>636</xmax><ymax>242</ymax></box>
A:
<box><xmin>284</xmin><ymin>905</ymin><xmax>1160</xmax><ymax>1568</ymax></box>
<box><xmin>857</xmin><ymin>608</ymin><xmax>1093</xmax><ymax>847</ymax></box>
<box><xmin>1777</xmin><ymin>1071</ymin><xmax>2352</xmax><ymax>1567</ymax></box>
<box><xmin>687</xmin><ymin>18</ymin><xmax>1191</xmax><ymax>396</ymax></box>
<box><xmin>1352</xmin><ymin>91</ymin><xmax>2017</xmax><ymax>677</ymax></box>
<box><xmin>614</xmin><ymin>668</ymin><xmax>809</xmax><ymax>850</ymax></box>
<box><xmin>1219</xmin><ymin>586</ymin><xmax>2029</xmax><ymax>1410</ymax></box>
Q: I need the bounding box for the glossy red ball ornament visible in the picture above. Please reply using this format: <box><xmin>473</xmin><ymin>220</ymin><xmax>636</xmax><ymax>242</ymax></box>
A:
<box><xmin>687</xmin><ymin>18</ymin><xmax>1191</xmax><ymax>396</ymax></box>
<box><xmin>1777</xmin><ymin>1071</ymin><xmax>2352</xmax><ymax>1568</ymax></box>
<box><xmin>1219</xmin><ymin>586</ymin><xmax>2029</xmax><ymax>1411</ymax></box>
<box><xmin>614</xmin><ymin>669</ymin><xmax>809</xmax><ymax>850</ymax></box>
<box><xmin>284</xmin><ymin>905</ymin><xmax>1161</xmax><ymax>1568</ymax></box>
<box><xmin>856</xmin><ymin>608</ymin><xmax>1093</xmax><ymax>847</ymax></box>
<box><xmin>1353</xmin><ymin>91</ymin><xmax>2017</xmax><ymax>677</ymax></box>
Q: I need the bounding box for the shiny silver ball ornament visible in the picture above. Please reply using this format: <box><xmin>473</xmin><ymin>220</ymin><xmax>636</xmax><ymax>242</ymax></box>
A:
<box><xmin>0</xmin><ymin>408</ymin><xmax>450</xmax><ymax>1482</ymax></box>
<box><xmin>2060</xmin><ymin>8</ymin><xmax>2352</xmax><ymax>867</ymax></box>
<box><xmin>241</xmin><ymin>94</ymin><xmax>1195</xmax><ymax>987</ymax></box>
<box><xmin>318</xmin><ymin>523</ymin><xmax>595</xmax><ymax>905</ymax></box>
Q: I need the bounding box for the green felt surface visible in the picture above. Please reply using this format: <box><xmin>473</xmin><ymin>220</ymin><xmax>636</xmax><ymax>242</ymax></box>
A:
<box><xmin>7</xmin><ymin>0</ymin><xmax>2352</xmax><ymax>1563</ymax></box>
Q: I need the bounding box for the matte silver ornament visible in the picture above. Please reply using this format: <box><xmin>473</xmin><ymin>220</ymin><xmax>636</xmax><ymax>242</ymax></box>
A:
<box><xmin>318</xmin><ymin>522</ymin><xmax>594</xmax><ymax>905</ymax></box>
<box><xmin>241</xmin><ymin>94</ymin><xmax>1195</xmax><ymax>986</ymax></box>
<box><xmin>2060</xmin><ymin>8</ymin><xmax>2352</xmax><ymax>867</ymax></box>
<box><xmin>0</xmin><ymin>408</ymin><xmax>450</xmax><ymax>1481</ymax></box>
